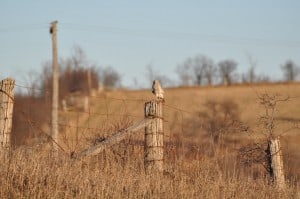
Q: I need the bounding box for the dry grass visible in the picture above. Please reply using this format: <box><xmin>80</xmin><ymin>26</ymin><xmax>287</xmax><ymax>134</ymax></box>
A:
<box><xmin>8</xmin><ymin>82</ymin><xmax>300</xmax><ymax>198</ymax></box>
<box><xmin>0</xmin><ymin>143</ymin><xmax>299</xmax><ymax>199</ymax></box>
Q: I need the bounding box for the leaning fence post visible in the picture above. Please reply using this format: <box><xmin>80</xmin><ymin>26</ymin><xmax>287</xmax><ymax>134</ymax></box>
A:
<box><xmin>0</xmin><ymin>78</ymin><xmax>15</xmax><ymax>151</ymax></box>
<box><xmin>268</xmin><ymin>138</ymin><xmax>285</xmax><ymax>189</ymax></box>
<box><xmin>144</xmin><ymin>80</ymin><xmax>164</xmax><ymax>174</ymax></box>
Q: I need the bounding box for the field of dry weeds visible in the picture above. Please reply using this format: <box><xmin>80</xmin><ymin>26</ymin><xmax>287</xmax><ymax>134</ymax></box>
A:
<box><xmin>0</xmin><ymin>143</ymin><xmax>299</xmax><ymax>198</ymax></box>
<box><xmin>4</xmin><ymin>83</ymin><xmax>300</xmax><ymax>198</ymax></box>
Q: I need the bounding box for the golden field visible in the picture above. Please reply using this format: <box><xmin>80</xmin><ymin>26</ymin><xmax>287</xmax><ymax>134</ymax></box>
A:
<box><xmin>4</xmin><ymin>82</ymin><xmax>300</xmax><ymax>198</ymax></box>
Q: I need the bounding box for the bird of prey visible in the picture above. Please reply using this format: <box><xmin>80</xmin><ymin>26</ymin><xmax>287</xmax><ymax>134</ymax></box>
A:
<box><xmin>152</xmin><ymin>80</ymin><xmax>164</xmax><ymax>99</ymax></box>
<box><xmin>50</xmin><ymin>21</ymin><xmax>58</xmax><ymax>34</ymax></box>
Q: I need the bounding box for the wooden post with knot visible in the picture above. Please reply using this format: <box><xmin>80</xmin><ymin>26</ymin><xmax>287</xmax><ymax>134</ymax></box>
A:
<box><xmin>144</xmin><ymin>80</ymin><xmax>164</xmax><ymax>173</ymax></box>
<box><xmin>268</xmin><ymin>138</ymin><xmax>285</xmax><ymax>189</ymax></box>
<box><xmin>0</xmin><ymin>78</ymin><xmax>15</xmax><ymax>151</ymax></box>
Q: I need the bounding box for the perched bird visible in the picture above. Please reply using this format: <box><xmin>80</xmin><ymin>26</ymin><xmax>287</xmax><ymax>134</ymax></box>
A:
<box><xmin>49</xmin><ymin>26</ymin><xmax>53</xmax><ymax>34</ymax></box>
<box><xmin>152</xmin><ymin>80</ymin><xmax>164</xmax><ymax>99</ymax></box>
<box><xmin>50</xmin><ymin>21</ymin><xmax>58</xmax><ymax>34</ymax></box>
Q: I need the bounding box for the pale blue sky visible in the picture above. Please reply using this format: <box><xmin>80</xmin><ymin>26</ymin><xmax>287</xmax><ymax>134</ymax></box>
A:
<box><xmin>1</xmin><ymin>1</ymin><xmax>300</xmax><ymax>88</ymax></box>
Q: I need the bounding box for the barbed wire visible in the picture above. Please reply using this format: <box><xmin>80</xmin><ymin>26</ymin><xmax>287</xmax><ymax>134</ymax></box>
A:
<box><xmin>15</xmin><ymin>84</ymin><xmax>48</xmax><ymax>92</ymax></box>
<box><xmin>1</xmin><ymin>22</ymin><xmax>300</xmax><ymax>48</ymax></box>
<box><xmin>12</xmin><ymin>81</ymin><xmax>300</xmax><ymax>113</ymax></box>
<box><xmin>60</xmin><ymin>23</ymin><xmax>300</xmax><ymax>47</ymax></box>
<box><xmin>0</xmin><ymin>23</ymin><xmax>49</xmax><ymax>33</ymax></box>
<box><xmin>12</xmin><ymin>82</ymin><xmax>200</xmax><ymax>123</ymax></box>
<box><xmin>9</xmin><ymin>81</ymin><xmax>300</xmax><ymax>142</ymax></box>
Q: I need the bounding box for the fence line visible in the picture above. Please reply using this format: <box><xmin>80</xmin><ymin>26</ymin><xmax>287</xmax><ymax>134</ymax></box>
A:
<box><xmin>62</xmin><ymin>109</ymin><xmax>143</xmax><ymax>119</ymax></box>
<box><xmin>13</xmin><ymin>81</ymin><xmax>300</xmax><ymax>140</ymax></box>
<box><xmin>13</xmin><ymin>81</ymin><xmax>205</xmax><ymax>123</ymax></box>
<box><xmin>11</xmin><ymin>81</ymin><xmax>264</xmax><ymax>146</ymax></box>
<box><xmin>7</xmin><ymin>79</ymin><xmax>300</xmax><ymax>184</ymax></box>
<box><xmin>10</xmin><ymin>79</ymin><xmax>170</xmax><ymax>174</ymax></box>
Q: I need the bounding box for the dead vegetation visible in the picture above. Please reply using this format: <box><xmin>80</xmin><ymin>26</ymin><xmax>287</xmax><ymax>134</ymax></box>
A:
<box><xmin>0</xmin><ymin>143</ymin><xmax>299</xmax><ymax>198</ymax></box>
<box><xmin>6</xmin><ymin>83</ymin><xmax>300</xmax><ymax>198</ymax></box>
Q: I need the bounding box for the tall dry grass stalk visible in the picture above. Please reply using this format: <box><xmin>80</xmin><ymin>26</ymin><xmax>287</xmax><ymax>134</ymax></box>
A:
<box><xmin>0</xmin><ymin>143</ymin><xmax>298</xmax><ymax>199</ymax></box>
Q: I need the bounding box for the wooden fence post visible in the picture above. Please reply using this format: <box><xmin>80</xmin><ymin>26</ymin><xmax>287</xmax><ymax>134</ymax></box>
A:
<box><xmin>144</xmin><ymin>80</ymin><xmax>164</xmax><ymax>173</ymax></box>
<box><xmin>0</xmin><ymin>78</ymin><xmax>15</xmax><ymax>150</ymax></box>
<box><xmin>268</xmin><ymin>138</ymin><xmax>285</xmax><ymax>189</ymax></box>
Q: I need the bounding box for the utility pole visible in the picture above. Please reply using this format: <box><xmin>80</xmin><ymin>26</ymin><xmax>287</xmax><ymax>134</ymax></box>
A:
<box><xmin>50</xmin><ymin>21</ymin><xmax>59</xmax><ymax>153</ymax></box>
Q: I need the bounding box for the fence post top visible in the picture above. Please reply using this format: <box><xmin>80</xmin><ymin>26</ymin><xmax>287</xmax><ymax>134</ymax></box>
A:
<box><xmin>152</xmin><ymin>80</ymin><xmax>164</xmax><ymax>100</ymax></box>
<box><xmin>1</xmin><ymin>78</ymin><xmax>15</xmax><ymax>83</ymax></box>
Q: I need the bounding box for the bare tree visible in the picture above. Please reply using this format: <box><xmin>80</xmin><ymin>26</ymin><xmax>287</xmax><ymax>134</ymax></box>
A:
<box><xmin>176</xmin><ymin>55</ymin><xmax>216</xmax><ymax>86</ymax></box>
<box><xmin>193</xmin><ymin>55</ymin><xmax>216</xmax><ymax>86</ymax></box>
<box><xmin>176</xmin><ymin>58</ymin><xmax>193</xmax><ymax>86</ymax></box>
<box><xmin>193</xmin><ymin>57</ymin><xmax>205</xmax><ymax>86</ymax></box>
<box><xmin>40</xmin><ymin>61</ymin><xmax>52</xmax><ymax>100</ymax></box>
<box><xmin>20</xmin><ymin>70</ymin><xmax>40</xmax><ymax>97</ymax></box>
<box><xmin>218</xmin><ymin>59</ymin><xmax>238</xmax><ymax>86</ymax></box>
<box><xmin>100</xmin><ymin>66</ymin><xmax>121</xmax><ymax>88</ymax></box>
<box><xmin>281</xmin><ymin>60</ymin><xmax>299</xmax><ymax>82</ymax></box>
<box><xmin>201</xmin><ymin>56</ymin><xmax>216</xmax><ymax>86</ymax></box>
<box><xmin>40</xmin><ymin>46</ymin><xmax>100</xmax><ymax>99</ymax></box>
<box><xmin>70</xmin><ymin>45</ymin><xmax>88</xmax><ymax>69</ymax></box>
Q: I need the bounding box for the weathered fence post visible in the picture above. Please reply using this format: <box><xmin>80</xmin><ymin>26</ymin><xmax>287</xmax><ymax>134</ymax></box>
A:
<box><xmin>0</xmin><ymin>78</ymin><xmax>15</xmax><ymax>150</ymax></box>
<box><xmin>268</xmin><ymin>138</ymin><xmax>285</xmax><ymax>189</ymax></box>
<box><xmin>144</xmin><ymin>80</ymin><xmax>164</xmax><ymax>173</ymax></box>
